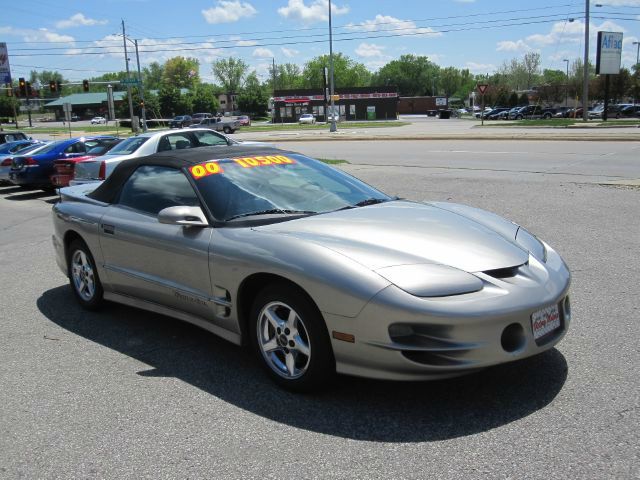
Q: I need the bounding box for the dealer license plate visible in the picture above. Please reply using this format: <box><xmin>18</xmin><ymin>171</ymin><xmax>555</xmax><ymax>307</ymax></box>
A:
<box><xmin>531</xmin><ymin>304</ymin><xmax>561</xmax><ymax>340</ymax></box>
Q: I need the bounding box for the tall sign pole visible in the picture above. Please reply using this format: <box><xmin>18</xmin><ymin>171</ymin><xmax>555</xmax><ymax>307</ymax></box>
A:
<box><xmin>477</xmin><ymin>84</ymin><xmax>488</xmax><ymax>126</ymax></box>
<box><xmin>122</xmin><ymin>20</ymin><xmax>136</xmax><ymax>132</ymax></box>
<box><xmin>328</xmin><ymin>0</ymin><xmax>337</xmax><ymax>132</ymax></box>
<box><xmin>582</xmin><ymin>0</ymin><xmax>590</xmax><ymax>122</ymax></box>
<box><xmin>134</xmin><ymin>39</ymin><xmax>147</xmax><ymax>132</ymax></box>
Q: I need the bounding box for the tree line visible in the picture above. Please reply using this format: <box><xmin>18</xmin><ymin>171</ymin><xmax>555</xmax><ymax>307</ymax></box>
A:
<box><xmin>2</xmin><ymin>51</ymin><xmax>639</xmax><ymax>119</ymax></box>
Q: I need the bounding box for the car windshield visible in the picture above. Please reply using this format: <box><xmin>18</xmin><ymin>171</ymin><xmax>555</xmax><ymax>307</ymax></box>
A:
<box><xmin>188</xmin><ymin>153</ymin><xmax>391</xmax><ymax>222</ymax></box>
<box><xmin>105</xmin><ymin>136</ymin><xmax>149</xmax><ymax>155</ymax></box>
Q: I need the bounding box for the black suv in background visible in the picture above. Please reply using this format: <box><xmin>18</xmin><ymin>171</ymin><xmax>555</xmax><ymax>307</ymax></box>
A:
<box><xmin>169</xmin><ymin>115</ymin><xmax>193</xmax><ymax>128</ymax></box>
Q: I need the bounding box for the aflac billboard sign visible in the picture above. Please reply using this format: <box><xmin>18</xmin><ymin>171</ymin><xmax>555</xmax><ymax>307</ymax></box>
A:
<box><xmin>596</xmin><ymin>31</ymin><xmax>623</xmax><ymax>75</ymax></box>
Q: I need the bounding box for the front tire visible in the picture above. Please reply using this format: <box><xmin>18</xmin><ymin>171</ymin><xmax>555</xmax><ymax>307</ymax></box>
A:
<box><xmin>223</xmin><ymin>126</ymin><xmax>232</xmax><ymax>134</ymax></box>
<box><xmin>250</xmin><ymin>284</ymin><xmax>335</xmax><ymax>392</ymax></box>
<box><xmin>67</xmin><ymin>239</ymin><xmax>104</xmax><ymax>310</ymax></box>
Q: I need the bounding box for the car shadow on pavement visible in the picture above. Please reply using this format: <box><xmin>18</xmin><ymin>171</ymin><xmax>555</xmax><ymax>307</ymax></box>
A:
<box><xmin>38</xmin><ymin>285</ymin><xmax>568</xmax><ymax>443</ymax></box>
<box><xmin>2</xmin><ymin>189</ymin><xmax>55</xmax><ymax>201</ymax></box>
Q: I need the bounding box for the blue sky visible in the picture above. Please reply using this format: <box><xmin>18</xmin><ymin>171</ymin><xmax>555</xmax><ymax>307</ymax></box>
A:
<box><xmin>2</xmin><ymin>0</ymin><xmax>639</xmax><ymax>84</ymax></box>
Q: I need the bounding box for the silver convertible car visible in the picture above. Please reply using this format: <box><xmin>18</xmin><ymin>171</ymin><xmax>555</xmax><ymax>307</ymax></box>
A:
<box><xmin>52</xmin><ymin>146</ymin><xmax>571</xmax><ymax>391</ymax></box>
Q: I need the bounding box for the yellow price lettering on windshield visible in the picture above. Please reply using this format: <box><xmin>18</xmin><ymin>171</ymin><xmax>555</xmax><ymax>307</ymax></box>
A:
<box><xmin>189</xmin><ymin>161</ymin><xmax>223</xmax><ymax>179</ymax></box>
<box><xmin>233</xmin><ymin>155</ymin><xmax>295</xmax><ymax>168</ymax></box>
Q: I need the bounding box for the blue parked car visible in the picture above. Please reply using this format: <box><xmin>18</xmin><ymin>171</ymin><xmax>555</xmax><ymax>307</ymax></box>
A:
<box><xmin>8</xmin><ymin>136</ymin><xmax>118</xmax><ymax>191</ymax></box>
<box><xmin>0</xmin><ymin>139</ymin><xmax>44</xmax><ymax>155</ymax></box>
<box><xmin>0</xmin><ymin>142</ymin><xmax>50</xmax><ymax>185</ymax></box>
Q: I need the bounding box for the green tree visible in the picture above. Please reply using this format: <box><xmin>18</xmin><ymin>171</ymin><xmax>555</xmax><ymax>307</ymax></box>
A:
<box><xmin>372</xmin><ymin>54</ymin><xmax>439</xmax><ymax>96</ymax></box>
<box><xmin>301</xmin><ymin>53</ymin><xmax>371</xmax><ymax>89</ymax></box>
<box><xmin>162</xmin><ymin>56</ymin><xmax>200</xmax><ymax>90</ymax></box>
<box><xmin>518</xmin><ymin>92</ymin><xmax>529</xmax><ymax>105</ymax></box>
<box><xmin>238</xmin><ymin>71</ymin><xmax>268</xmax><ymax>116</ymax></box>
<box><xmin>508</xmin><ymin>91</ymin><xmax>519</xmax><ymax>107</ymax></box>
<box><xmin>212</xmin><ymin>57</ymin><xmax>249</xmax><ymax>94</ymax></box>
<box><xmin>523</xmin><ymin>51</ymin><xmax>541</xmax><ymax>89</ymax></box>
<box><xmin>440</xmin><ymin>66</ymin><xmax>461</xmax><ymax>98</ymax></box>
<box><xmin>269</xmin><ymin>63</ymin><xmax>303</xmax><ymax>90</ymax></box>
<box><xmin>143</xmin><ymin>62</ymin><xmax>164</xmax><ymax>90</ymax></box>
<box><xmin>0</xmin><ymin>94</ymin><xmax>19</xmax><ymax>120</ymax></box>
<box><xmin>157</xmin><ymin>84</ymin><xmax>192</xmax><ymax>117</ymax></box>
<box><xmin>188</xmin><ymin>83</ymin><xmax>219</xmax><ymax>113</ymax></box>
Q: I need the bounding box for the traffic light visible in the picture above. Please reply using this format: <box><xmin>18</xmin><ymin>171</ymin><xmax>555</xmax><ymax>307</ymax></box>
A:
<box><xmin>26</xmin><ymin>81</ymin><xmax>33</xmax><ymax>97</ymax></box>
<box><xmin>49</xmin><ymin>80</ymin><xmax>57</xmax><ymax>92</ymax></box>
<box><xmin>57</xmin><ymin>81</ymin><xmax>62</xmax><ymax>92</ymax></box>
<box><xmin>139</xmin><ymin>99</ymin><xmax>144</xmax><ymax>108</ymax></box>
<box><xmin>18</xmin><ymin>77</ymin><xmax>26</xmax><ymax>97</ymax></box>
<box><xmin>82</xmin><ymin>79</ymin><xmax>89</xmax><ymax>92</ymax></box>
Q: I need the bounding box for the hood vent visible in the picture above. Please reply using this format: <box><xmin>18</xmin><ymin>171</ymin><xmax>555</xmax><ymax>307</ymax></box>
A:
<box><xmin>483</xmin><ymin>263</ymin><xmax>526</xmax><ymax>279</ymax></box>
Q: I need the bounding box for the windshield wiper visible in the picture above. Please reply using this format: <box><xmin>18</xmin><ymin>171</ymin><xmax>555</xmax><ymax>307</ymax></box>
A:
<box><xmin>335</xmin><ymin>198</ymin><xmax>390</xmax><ymax>211</ymax></box>
<box><xmin>226</xmin><ymin>209</ymin><xmax>316</xmax><ymax>221</ymax></box>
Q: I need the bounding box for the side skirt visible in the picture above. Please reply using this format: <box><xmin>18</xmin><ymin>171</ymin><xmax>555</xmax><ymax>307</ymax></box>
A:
<box><xmin>103</xmin><ymin>291</ymin><xmax>242</xmax><ymax>346</ymax></box>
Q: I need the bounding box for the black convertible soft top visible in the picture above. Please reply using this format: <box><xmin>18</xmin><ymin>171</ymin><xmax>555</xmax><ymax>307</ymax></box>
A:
<box><xmin>88</xmin><ymin>145</ymin><xmax>296</xmax><ymax>204</ymax></box>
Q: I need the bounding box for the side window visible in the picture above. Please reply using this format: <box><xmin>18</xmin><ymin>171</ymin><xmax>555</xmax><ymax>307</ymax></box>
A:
<box><xmin>65</xmin><ymin>142</ymin><xmax>85</xmax><ymax>154</ymax></box>
<box><xmin>192</xmin><ymin>130</ymin><xmax>227</xmax><ymax>146</ymax></box>
<box><xmin>118</xmin><ymin>165</ymin><xmax>201</xmax><ymax>215</ymax></box>
<box><xmin>157</xmin><ymin>133</ymin><xmax>195</xmax><ymax>152</ymax></box>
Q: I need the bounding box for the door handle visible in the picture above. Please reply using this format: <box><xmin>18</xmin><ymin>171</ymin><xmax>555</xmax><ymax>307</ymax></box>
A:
<box><xmin>102</xmin><ymin>224</ymin><xmax>115</xmax><ymax>235</ymax></box>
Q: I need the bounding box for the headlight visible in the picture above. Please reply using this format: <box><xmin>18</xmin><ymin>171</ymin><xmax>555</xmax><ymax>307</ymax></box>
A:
<box><xmin>515</xmin><ymin>227</ymin><xmax>547</xmax><ymax>262</ymax></box>
<box><xmin>375</xmin><ymin>263</ymin><xmax>483</xmax><ymax>297</ymax></box>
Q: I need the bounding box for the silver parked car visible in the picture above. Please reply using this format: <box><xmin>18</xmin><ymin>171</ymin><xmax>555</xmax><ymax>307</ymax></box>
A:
<box><xmin>52</xmin><ymin>146</ymin><xmax>571</xmax><ymax>391</ymax></box>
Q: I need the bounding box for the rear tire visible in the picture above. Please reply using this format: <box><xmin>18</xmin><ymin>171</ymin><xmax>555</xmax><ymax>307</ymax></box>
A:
<box><xmin>67</xmin><ymin>239</ymin><xmax>104</xmax><ymax>310</ymax></box>
<box><xmin>250</xmin><ymin>284</ymin><xmax>335</xmax><ymax>392</ymax></box>
<box><xmin>223</xmin><ymin>126</ymin><xmax>231</xmax><ymax>134</ymax></box>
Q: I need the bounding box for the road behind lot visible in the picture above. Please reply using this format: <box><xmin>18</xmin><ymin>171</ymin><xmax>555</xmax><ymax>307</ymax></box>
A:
<box><xmin>0</xmin><ymin>140</ymin><xmax>638</xmax><ymax>479</ymax></box>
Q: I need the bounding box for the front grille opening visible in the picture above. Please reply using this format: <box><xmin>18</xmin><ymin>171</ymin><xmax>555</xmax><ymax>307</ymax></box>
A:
<box><xmin>483</xmin><ymin>263</ymin><xmax>525</xmax><ymax>279</ymax></box>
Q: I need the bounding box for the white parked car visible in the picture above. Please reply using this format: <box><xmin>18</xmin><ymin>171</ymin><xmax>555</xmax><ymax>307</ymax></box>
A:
<box><xmin>299</xmin><ymin>113</ymin><xmax>316</xmax><ymax>125</ymax></box>
<box><xmin>71</xmin><ymin>128</ymin><xmax>267</xmax><ymax>185</ymax></box>
<box><xmin>90</xmin><ymin>117</ymin><xmax>107</xmax><ymax>125</ymax></box>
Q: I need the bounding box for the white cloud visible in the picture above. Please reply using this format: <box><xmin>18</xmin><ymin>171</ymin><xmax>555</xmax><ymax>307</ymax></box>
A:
<box><xmin>253</xmin><ymin>47</ymin><xmax>274</xmax><ymax>58</ymax></box>
<box><xmin>465</xmin><ymin>62</ymin><xmax>495</xmax><ymax>74</ymax></box>
<box><xmin>355</xmin><ymin>42</ymin><xmax>386</xmax><ymax>58</ymax></box>
<box><xmin>236</xmin><ymin>40</ymin><xmax>258</xmax><ymax>46</ymax></box>
<box><xmin>281</xmin><ymin>47</ymin><xmax>299</xmax><ymax>58</ymax></box>
<box><xmin>55</xmin><ymin>13</ymin><xmax>108</xmax><ymax>29</ymax></box>
<box><xmin>347</xmin><ymin>14</ymin><xmax>441</xmax><ymax>38</ymax></box>
<box><xmin>278</xmin><ymin>0</ymin><xmax>349</xmax><ymax>24</ymax></box>
<box><xmin>496</xmin><ymin>40</ymin><xmax>532</xmax><ymax>52</ymax></box>
<box><xmin>0</xmin><ymin>26</ymin><xmax>75</xmax><ymax>43</ymax></box>
<box><xmin>202</xmin><ymin>0</ymin><xmax>257</xmax><ymax>24</ymax></box>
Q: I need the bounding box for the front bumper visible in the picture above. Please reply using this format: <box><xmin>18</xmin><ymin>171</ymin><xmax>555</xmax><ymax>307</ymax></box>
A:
<box><xmin>326</xmin><ymin>249</ymin><xmax>571</xmax><ymax>381</ymax></box>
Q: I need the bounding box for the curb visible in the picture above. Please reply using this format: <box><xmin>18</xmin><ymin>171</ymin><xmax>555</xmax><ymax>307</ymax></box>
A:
<box><xmin>247</xmin><ymin>133</ymin><xmax>640</xmax><ymax>142</ymax></box>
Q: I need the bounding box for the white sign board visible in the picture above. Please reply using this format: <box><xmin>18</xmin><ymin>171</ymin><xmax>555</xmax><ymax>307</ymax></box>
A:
<box><xmin>596</xmin><ymin>31</ymin><xmax>623</xmax><ymax>75</ymax></box>
<box><xmin>0</xmin><ymin>42</ymin><xmax>12</xmax><ymax>84</ymax></box>
<box><xmin>435</xmin><ymin>97</ymin><xmax>447</xmax><ymax>106</ymax></box>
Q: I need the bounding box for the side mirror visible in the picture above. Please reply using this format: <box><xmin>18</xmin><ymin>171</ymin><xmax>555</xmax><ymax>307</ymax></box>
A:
<box><xmin>158</xmin><ymin>206</ymin><xmax>208</xmax><ymax>227</ymax></box>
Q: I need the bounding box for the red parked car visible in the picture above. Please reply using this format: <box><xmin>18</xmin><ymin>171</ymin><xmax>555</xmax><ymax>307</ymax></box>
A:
<box><xmin>237</xmin><ymin>115</ymin><xmax>251</xmax><ymax>126</ymax></box>
<box><xmin>50</xmin><ymin>138</ymin><xmax>122</xmax><ymax>188</ymax></box>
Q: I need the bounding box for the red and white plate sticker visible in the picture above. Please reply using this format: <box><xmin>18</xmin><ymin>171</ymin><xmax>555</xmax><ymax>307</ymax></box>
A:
<box><xmin>531</xmin><ymin>304</ymin><xmax>561</xmax><ymax>340</ymax></box>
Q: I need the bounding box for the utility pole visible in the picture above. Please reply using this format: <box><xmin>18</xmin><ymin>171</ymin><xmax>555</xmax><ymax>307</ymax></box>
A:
<box><xmin>122</xmin><ymin>19</ymin><xmax>136</xmax><ymax>132</ymax></box>
<box><xmin>633</xmin><ymin>41</ymin><xmax>639</xmax><ymax>107</ymax></box>
<box><xmin>563</xmin><ymin>59</ymin><xmax>570</xmax><ymax>107</ymax></box>
<box><xmin>328</xmin><ymin>0</ymin><xmax>337</xmax><ymax>132</ymax></box>
<box><xmin>272</xmin><ymin>57</ymin><xmax>276</xmax><ymax>123</ymax></box>
<box><xmin>134</xmin><ymin>39</ymin><xmax>147</xmax><ymax>131</ymax></box>
<box><xmin>582</xmin><ymin>0</ymin><xmax>589</xmax><ymax>121</ymax></box>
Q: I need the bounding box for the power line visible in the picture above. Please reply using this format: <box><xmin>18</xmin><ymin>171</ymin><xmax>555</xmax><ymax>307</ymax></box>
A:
<box><xmin>6</xmin><ymin>2</ymin><xmax>581</xmax><ymax>46</ymax></box>
<box><xmin>9</xmin><ymin>12</ymin><xmax>586</xmax><ymax>53</ymax></box>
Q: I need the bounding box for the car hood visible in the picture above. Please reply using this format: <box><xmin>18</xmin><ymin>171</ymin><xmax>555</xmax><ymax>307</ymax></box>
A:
<box><xmin>253</xmin><ymin>201</ymin><xmax>528</xmax><ymax>273</ymax></box>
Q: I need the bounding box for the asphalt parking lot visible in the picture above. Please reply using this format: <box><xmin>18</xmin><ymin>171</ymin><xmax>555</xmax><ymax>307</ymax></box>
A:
<box><xmin>0</xmin><ymin>140</ymin><xmax>638</xmax><ymax>479</ymax></box>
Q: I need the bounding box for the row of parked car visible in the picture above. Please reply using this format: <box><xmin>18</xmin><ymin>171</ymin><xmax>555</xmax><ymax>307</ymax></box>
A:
<box><xmin>0</xmin><ymin>127</ymin><xmax>264</xmax><ymax>192</ymax></box>
<box><xmin>168</xmin><ymin>113</ymin><xmax>251</xmax><ymax>133</ymax></box>
<box><xmin>476</xmin><ymin>104</ymin><xmax>640</xmax><ymax>121</ymax></box>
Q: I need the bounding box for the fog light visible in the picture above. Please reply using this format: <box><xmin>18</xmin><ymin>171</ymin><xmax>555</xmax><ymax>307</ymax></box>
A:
<box><xmin>501</xmin><ymin>323</ymin><xmax>525</xmax><ymax>353</ymax></box>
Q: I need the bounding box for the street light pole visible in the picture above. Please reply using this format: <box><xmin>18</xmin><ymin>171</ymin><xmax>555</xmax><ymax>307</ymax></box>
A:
<box><xmin>122</xmin><ymin>20</ymin><xmax>135</xmax><ymax>132</ymax></box>
<box><xmin>633</xmin><ymin>41</ymin><xmax>640</xmax><ymax>107</ymax></box>
<box><xmin>563</xmin><ymin>59</ymin><xmax>570</xmax><ymax>107</ymax></box>
<box><xmin>582</xmin><ymin>0</ymin><xmax>589</xmax><ymax>122</ymax></box>
<box><xmin>328</xmin><ymin>0</ymin><xmax>337</xmax><ymax>132</ymax></box>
